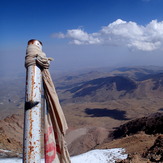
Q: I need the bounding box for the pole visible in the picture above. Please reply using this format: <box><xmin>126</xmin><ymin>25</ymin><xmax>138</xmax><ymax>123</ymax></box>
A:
<box><xmin>23</xmin><ymin>40</ymin><xmax>42</xmax><ymax>163</ymax></box>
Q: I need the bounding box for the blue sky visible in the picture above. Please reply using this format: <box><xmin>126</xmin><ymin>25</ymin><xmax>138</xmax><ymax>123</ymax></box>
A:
<box><xmin>1</xmin><ymin>0</ymin><xmax>163</xmax><ymax>76</ymax></box>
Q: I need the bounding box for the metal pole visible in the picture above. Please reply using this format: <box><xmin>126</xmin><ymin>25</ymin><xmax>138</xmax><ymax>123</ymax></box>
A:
<box><xmin>23</xmin><ymin>40</ymin><xmax>42</xmax><ymax>163</ymax></box>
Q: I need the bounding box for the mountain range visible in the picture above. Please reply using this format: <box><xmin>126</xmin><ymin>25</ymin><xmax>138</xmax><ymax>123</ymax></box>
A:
<box><xmin>0</xmin><ymin>66</ymin><xmax>163</xmax><ymax>161</ymax></box>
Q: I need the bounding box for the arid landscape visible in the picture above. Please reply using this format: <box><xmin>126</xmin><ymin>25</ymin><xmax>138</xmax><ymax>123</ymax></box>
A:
<box><xmin>2</xmin><ymin>0</ymin><xmax>163</xmax><ymax>162</ymax></box>
<box><xmin>0</xmin><ymin>66</ymin><xmax>163</xmax><ymax>162</ymax></box>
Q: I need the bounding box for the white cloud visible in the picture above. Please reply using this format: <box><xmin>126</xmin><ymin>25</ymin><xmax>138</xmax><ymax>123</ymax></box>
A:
<box><xmin>66</xmin><ymin>29</ymin><xmax>100</xmax><ymax>45</ymax></box>
<box><xmin>54</xmin><ymin>19</ymin><xmax>163</xmax><ymax>51</ymax></box>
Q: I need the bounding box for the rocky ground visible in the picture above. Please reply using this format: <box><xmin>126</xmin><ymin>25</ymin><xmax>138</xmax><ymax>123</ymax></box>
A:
<box><xmin>0</xmin><ymin>112</ymin><xmax>162</xmax><ymax>163</ymax></box>
<box><xmin>99</xmin><ymin>112</ymin><xmax>163</xmax><ymax>163</ymax></box>
<box><xmin>0</xmin><ymin>114</ymin><xmax>23</xmax><ymax>154</ymax></box>
<box><xmin>116</xmin><ymin>135</ymin><xmax>163</xmax><ymax>163</ymax></box>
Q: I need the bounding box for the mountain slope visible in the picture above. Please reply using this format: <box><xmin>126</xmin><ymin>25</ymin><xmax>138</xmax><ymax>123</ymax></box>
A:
<box><xmin>96</xmin><ymin>113</ymin><xmax>163</xmax><ymax>163</ymax></box>
<box><xmin>70</xmin><ymin>76</ymin><xmax>137</xmax><ymax>97</ymax></box>
<box><xmin>60</xmin><ymin>73</ymin><xmax>163</xmax><ymax>103</ymax></box>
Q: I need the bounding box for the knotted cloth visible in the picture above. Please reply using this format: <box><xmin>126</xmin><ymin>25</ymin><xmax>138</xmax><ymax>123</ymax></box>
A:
<box><xmin>25</xmin><ymin>44</ymin><xmax>71</xmax><ymax>163</ymax></box>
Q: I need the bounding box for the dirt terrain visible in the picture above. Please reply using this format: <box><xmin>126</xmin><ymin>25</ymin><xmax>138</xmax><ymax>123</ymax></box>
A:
<box><xmin>98</xmin><ymin>112</ymin><xmax>163</xmax><ymax>162</ymax></box>
<box><xmin>0</xmin><ymin>111</ymin><xmax>162</xmax><ymax>162</ymax></box>
<box><xmin>0</xmin><ymin>114</ymin><xmax>23</xmax><ymax>155</ymax></box>
<box><xmin>0</xmin><ymin>66</ymin><xmax>163</xmax><ymax>162</ymax></box>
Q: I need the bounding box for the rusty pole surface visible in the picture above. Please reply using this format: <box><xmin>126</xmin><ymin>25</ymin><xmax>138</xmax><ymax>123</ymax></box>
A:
<box><xmin>23</xmin><ymin>40</ymin><xmax>42</xmax><ymax>163</ymax></box>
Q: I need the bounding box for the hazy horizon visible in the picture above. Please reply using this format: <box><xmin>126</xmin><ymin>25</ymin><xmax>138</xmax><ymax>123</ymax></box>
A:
<box><xmin>1</xmin><ymin>0</ymin><xmax>163</xmax><ymax>78</ymax></box>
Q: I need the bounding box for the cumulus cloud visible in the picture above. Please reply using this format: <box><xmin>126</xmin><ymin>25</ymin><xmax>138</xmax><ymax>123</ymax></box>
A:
<box><xmin>53</xmin><ymin>19</ymin><xmax>163</xmax><ymax>51</ymax></box>
<box><xmin>66</xmin><ymin>29</ymin><xmax>101</xmax><ymax>45</ymax></box>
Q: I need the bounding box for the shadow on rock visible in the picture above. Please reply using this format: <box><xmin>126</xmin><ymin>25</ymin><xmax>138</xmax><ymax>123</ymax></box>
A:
<box><xmin>85</xmin><ymin>108</ymin><xmax>129</xmax><ymax>120</ymax></box>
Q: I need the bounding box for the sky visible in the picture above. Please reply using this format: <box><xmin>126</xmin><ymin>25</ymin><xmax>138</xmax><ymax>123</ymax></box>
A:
<box><xmin>1</xmin><ymin>0</ymin><xmax>163</xmax><ymax>77</ymax></box>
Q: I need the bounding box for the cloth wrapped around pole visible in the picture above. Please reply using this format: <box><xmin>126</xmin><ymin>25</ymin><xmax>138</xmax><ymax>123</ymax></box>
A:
<box><xmin>25</xmin><ymin>42</ymin><xmax>71</xmax><ymax>163</ymax></box>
